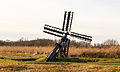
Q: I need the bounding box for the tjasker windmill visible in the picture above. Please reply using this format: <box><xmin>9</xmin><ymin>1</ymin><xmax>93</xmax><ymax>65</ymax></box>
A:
<box><xmin>43</xmin><ymin>11</ymin><xmax>92</xmax><ymax>62</ymax></box>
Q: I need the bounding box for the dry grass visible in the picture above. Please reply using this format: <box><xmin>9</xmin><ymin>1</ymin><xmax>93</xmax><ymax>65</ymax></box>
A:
<box><xmin>0</xmin><ymin>63</ymin><xmax>120</xmax><ymax>72</ymax></box>
<box><xmin>0</xmin><ymin>46</ymin><xmax>120</xmax><ymax>72</ymax></box>
<box><xmin>69</xmin><ymin>46</ymin><xmax>120</xmax><ymax>58</ymax></box>
<box><xmin>0</xmin><ymin>46</ymin><xmax>120</xmax><ymax>58</ymax></box>
<box><xmin>0</xmin><ymin>46</ymin><xmax>54</xmax><ymax>55</ymax></box>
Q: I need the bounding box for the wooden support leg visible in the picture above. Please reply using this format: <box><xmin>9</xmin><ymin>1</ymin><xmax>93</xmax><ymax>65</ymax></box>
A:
<box><xmin>66</xmin><ymin>40</ymin><xmax>70</xmax><ymax>56</ymax></box>
<box><xmin>63</xmin><ymin>45</ymin><xmax>67</xmax><ymax>57</ymax></box>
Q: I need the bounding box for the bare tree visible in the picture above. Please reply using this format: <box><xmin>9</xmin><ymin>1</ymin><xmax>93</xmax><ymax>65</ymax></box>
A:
<box><xmin>103</xmin><ymin>39</ymin><xmax>119</xmax><ymax>46</ymax></box>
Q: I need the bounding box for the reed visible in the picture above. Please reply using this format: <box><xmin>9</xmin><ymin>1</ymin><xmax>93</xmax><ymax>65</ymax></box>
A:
<box><xmin>0</xmin><ymin>46</ymin><xmax>120</xmax><ymax>58</ymax></box>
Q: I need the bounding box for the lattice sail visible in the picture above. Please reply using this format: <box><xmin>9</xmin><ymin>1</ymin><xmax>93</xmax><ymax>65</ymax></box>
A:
<box><xmin>62</xmin><ymin>11</ymin><xmax>74</xmax><ymax>32</ymax></box>
<box><xmin>70</xmin><ymin>32</ymin><xmax>92</xmax><ymax>42</ymax></box>
<box><xmin>43</xmin><ymin>24</ymin><xmax>64</xmax><ymax>37</ymax></box>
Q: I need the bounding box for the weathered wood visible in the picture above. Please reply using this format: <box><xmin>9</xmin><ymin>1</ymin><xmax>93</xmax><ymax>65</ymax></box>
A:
<box><xmin>62</xmin><ymin>11</ymin><xmax>67</xmax><ymax>31</ymax></box>
<box><xmin>43</xmin><ymin>11</ymin><xmax>92</xmax><ymax>62</ymax></box>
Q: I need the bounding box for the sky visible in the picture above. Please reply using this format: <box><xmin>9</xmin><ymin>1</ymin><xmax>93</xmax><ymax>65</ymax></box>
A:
<box><xmin>0</xmin><ymin>0</ymin><xmax>120</xmax><ymax>43</ymax></box>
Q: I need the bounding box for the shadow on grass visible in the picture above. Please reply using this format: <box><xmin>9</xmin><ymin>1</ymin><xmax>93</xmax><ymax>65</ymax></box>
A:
<box><xmin>11</xmin><ymin>58</ymin><xmax>37</xmax><ymax>61</ymax></box>
<box><xmin>0</xmin><ymin>56</ymin><xmax>38</xmax><ymax>61</ymax></box>
<box><xmin>0</xmin><ymin>64</ymin><xmax>28</xmax><ymax>71</ymax></box>
<box><xmin>27</xmin><ymin>61</ymin><xmax>71</xmax><ymax>65</ymax></box>
<box><xmin>0</xmin><ymin>57</ymin><xmax>5</xmax><ymax>59</ymax></box>
<box><xmin>55</xmin><ymin>57</ymin><xmax>87</xmax><ymax>63</ymax></box>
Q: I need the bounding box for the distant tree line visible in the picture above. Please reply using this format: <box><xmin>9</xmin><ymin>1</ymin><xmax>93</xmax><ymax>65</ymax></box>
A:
<box><xmin>93</xmin><ymin>39</ymin><xmax>119</xmax><ymax>48</ymax></box>
<box><xmin>0</xmin><ymin>38</ymin><xmax>119</xmax><ymax>48</ymax></box>
<box><xmin>0</xmin><ymin>39</ymin><xmax>55</xmax><ymax>46</ymax></box>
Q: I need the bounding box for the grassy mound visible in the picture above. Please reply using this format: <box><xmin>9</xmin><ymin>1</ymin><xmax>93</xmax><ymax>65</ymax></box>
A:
<box><xmin>35</xmin><ymin>55</ymin><xmax>47</xmax><ymax>62</ymax></box>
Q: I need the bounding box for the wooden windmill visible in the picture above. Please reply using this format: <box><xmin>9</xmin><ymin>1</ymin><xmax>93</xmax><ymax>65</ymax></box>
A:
<box><xmin>43</xmin><ymin>11</ymin><xmax>92</xmax><ymax>62</ymax></box>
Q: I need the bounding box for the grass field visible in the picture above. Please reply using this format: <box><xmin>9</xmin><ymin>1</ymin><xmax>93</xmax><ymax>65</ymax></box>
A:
<box><xmin>0</xmin><ymin>46</ymin><xmax>120</xmax><ymax>72</ymax></box>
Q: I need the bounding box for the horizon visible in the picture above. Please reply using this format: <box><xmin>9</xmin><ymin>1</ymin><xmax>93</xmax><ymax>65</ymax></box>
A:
<box><xmin>0</xmin><ymin>0</ymin><xmax>120</xmax><ymax>44</ymax></box>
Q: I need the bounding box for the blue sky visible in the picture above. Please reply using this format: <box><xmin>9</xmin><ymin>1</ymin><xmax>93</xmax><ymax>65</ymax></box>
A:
<box><xmin>0</xmin><ymin>0</ymin><xmax>120</xmax><ymax>43</ymax></box>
